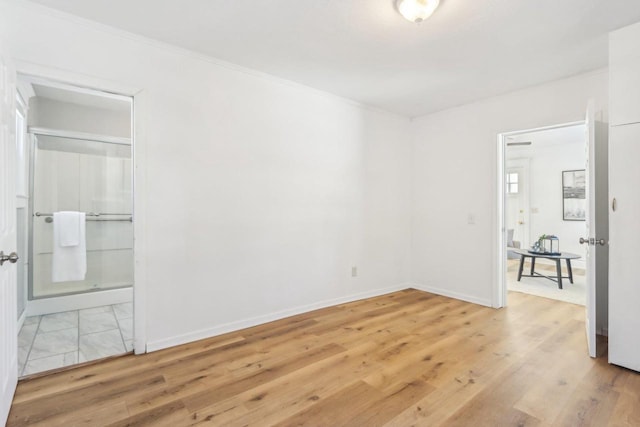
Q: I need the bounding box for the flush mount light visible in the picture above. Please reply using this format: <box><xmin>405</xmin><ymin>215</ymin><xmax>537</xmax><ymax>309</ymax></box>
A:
<box><xmin>397</xmin><ymin>0</ymin><xmax>440</xmax><ymax>23</ymax></box>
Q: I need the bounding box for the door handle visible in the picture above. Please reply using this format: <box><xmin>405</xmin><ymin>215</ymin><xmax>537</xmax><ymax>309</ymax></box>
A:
<box><xmin>579</xmin><ymin>238</ymin><xmax>607</xmax><ymax>246</ymax></box>
<box><xmin>612</xmin><ymin>198</ymin><xmax>617</xmax><ymax>212</ymax></box>
<box><xmin>0</xmin><ymin>251</ymin><xmax>19</xmax><ymax>266</ymax></box>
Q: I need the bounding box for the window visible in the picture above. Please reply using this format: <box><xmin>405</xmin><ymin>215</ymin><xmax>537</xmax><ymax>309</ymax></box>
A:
<box><xmin>506</xmin><ymin>172</ymin><xmax>518</xmax><ymax>194</ymax></box>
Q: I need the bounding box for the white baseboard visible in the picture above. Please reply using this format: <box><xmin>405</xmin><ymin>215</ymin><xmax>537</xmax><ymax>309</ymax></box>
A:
<box><xmin>146</xmin><ymin>283</ymin><xmax>411</xmax><ymax>352</ymax></box>
<box><xmin>409</xmin><ymin>283</ymin><xmax>493</xmax><ymax>308</ymax></box>
<box><xmin>26</xmin><ymin>287</ymin><xmax>133</xmax><ymax>316</ymax></box>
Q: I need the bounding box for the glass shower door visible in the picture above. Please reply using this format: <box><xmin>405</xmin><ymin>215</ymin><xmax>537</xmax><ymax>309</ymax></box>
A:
<box><xmin>30</xmin><ymin>134</ymin><xmax>133</xmax><ymax>299</ymax></box>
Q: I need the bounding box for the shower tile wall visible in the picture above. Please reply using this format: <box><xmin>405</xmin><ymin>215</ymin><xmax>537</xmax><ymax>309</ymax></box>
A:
<box><xmin>32</xmin><ymin>140</ymin><xmax>133</xmax><ymax>298</ymax></box>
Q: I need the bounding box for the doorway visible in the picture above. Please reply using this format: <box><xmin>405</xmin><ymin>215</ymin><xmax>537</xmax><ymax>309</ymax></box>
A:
<box><xmin>15</xmin><ymin>76</ymin><xmax>134</xmax><ymax>376</ymax></box>
<box><xmin>497</xmin><ymin>121</ymin><xmax>589</xmax><ymax>309</ymax></box>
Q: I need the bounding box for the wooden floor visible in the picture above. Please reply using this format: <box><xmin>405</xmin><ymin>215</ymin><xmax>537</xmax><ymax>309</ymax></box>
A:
<box><xmin>8</xmin><ymin>289</ymin><xmax>640</xmax><ymax>426</ymax></box>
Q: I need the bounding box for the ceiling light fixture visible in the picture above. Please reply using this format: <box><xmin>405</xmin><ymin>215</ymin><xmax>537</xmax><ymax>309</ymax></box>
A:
<box><xmin>397</xmin><ymin>0</ymin><xmax>440</xmax><ymax>23</ymax></box>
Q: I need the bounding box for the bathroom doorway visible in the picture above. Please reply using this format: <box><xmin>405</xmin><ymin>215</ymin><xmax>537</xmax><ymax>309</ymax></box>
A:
<box><xmin>15</xmin><ymin>76</ymin><xmax>134</xmax><ymax>376</ymax></box>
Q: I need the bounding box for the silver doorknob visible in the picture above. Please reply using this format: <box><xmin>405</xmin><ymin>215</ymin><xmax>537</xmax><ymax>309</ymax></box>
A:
<box><xmin>0</xmin><ymin>251</ymin><xmax>19</xmax><ymax>266</ymax></box>
<box><xmin>579</xmin><ymin>238</ymin><xmax>607</xmax><ymax>246</ymax></box>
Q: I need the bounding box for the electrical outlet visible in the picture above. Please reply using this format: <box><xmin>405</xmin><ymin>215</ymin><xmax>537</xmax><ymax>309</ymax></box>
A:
<box><xmin>351</xmin><ymin>266</ymin><xmax>358</xmax><ymax>277</ymax></box>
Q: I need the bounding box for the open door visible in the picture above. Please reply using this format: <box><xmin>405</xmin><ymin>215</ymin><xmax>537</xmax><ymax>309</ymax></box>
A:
<box><xmin>583</xmin><ymin>100</ymin><xmax>609</xmax><ymax>358</ymax></box>
<box><xmin>0</xmin><ymin>40</ymin><xmax>18</xmax><ymax>424</ymax></box>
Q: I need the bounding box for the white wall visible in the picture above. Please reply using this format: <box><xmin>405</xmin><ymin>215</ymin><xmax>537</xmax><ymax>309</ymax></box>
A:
<box><xmin>0</xmin><ymin>1</ymin><xmax>411</xmax><ymax>350</ymax></box>
<box><xmin>29</xmin><ymin>97</ymin><xmax>131</xmax><ymax>138</ymax></box>
<box><xmin>0</xmin><ymin>0</ymin><xmax>614</xmax><ymax>352</ymax></box>
<box><xmin>410</xmin><ymin>70</ymin><xmax>608</xmax><ymax>306</ymax></box>
<box><xmin>506</xmin><ymin>128</ymin><xmax>588</xmax><ymax>268</ymax></box>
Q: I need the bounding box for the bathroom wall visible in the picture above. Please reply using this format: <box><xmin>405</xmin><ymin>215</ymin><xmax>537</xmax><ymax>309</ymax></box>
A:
<box><xmin>29</xmin><ymin>97</ymin><xmax>131</xmax><ymax>138</ymax></box>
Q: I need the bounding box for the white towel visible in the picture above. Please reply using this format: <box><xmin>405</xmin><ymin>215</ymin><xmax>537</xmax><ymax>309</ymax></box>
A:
<box><xmin>56</xmin><ymin>211</ymin><xmax>81</xmax><ymax>247</ymax></box>
<box><xmin>52</xmin><ymin>211</ymin><xmax>87</xmax><ymax>282</ymax></box>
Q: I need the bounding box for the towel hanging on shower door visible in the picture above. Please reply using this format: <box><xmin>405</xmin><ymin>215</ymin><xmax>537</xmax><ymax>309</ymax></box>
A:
<box><xmin>52</xmin><ymin>211</ymin><xmax>87</xmax><ymax>282</ymax></box>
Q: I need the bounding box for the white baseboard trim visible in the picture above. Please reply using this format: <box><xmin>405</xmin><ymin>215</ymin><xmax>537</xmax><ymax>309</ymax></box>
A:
<box><xmin>146</xmin><ymin>283</ymin><xmax>411</xmax><ymax>352</ymax></box>
<box><xmin>26</xmin><ymin>287</ymin><xmax>133</xmax><ymax>316</ymax></box>
<box><xmin>410</xmin><ymin>283</ymin><xmax>493</xmax><ymax>308</ymax></box>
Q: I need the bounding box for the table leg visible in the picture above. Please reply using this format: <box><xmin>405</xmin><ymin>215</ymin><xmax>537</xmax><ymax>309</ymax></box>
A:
<box><xmin>517</xmin><ymin>255</ymin><xmax>525</xmax><ymax>281</ymax></box>
<box><xmin>530</xmin><ymin>257</ymin><xmax>536</xmax><ymax>276</ymax></box>
<box><xmin>555</xmin><ymin>259</ymin><xmax>563</xmax><ymax>289</ymax></box>
<box><xmin>566</xmin><ymin>259</ymin><xmax>574</xmax><ymax>284</ymax></box>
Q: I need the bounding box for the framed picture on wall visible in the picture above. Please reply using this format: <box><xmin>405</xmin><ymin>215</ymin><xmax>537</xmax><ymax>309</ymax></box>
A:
<box><xmin>562</xmin><ymin>169</ymin><xmax>586</xmax><ymax>221</ymax></box>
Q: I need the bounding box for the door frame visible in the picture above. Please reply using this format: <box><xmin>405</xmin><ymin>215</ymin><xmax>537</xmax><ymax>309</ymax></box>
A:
<box><xmin>15</xmin><ymin>92</ymin><xmax>28</xmax><ymax>331</ymax></box>
<box><xmin>495</xmin><ymin>120</ymin><xmax>585</xmax><ymax>308</ymax></box>
<box><xmin>14</xmin><ymin>60</ymin><xmax>148</xmax><ymax>354</ymax></box>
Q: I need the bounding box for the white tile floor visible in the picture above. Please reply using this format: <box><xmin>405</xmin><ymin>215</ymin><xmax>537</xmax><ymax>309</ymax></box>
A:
<box><xmin>18</xmin><ymin>302</ymin><xmax>133</xmax><ymax>377</ymax></box>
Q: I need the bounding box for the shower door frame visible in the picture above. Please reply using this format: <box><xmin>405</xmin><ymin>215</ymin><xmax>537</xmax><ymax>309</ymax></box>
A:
<box><xmin>27</xmin><ymin>127</ymin><xmax>134</xmax><ymax>301</ymax></box>
<box><xmin>16</xmin><ymin>63</ymin><xmax>148</xmax><ymax>355</ymax></box>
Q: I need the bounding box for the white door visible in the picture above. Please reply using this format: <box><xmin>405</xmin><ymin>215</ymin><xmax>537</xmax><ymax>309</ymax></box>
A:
<box><xmin>583</xmin><ymin>100</ymin><xmax>608</xmax><ymax>358</ymax></box>
<box><xmin>0</xmin><ymin>41</ymin><xmax>18</xmax><ymax>425</ymax></box>
<box><xmin>505</xmin><ymin>159</ymin><xmax>530</xmax><ymax>248</ymax></box>
<box><xmin>609</xmin><ymin>123</ymin><xmax>640</xmax><ymax>371</ymax></box>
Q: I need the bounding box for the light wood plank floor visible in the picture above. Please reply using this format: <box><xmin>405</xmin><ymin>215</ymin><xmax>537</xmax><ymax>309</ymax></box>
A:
<box><xmin>8</xmin><ymin>289</ymin><xmax>640</xmax><ymax>426</ymax></box>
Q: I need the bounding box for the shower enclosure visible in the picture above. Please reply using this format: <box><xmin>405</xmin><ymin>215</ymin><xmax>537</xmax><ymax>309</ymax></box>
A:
<box><xmin>29</xmin><ymin>130</ymin><xmax>133</xmax><ymax>300</ymax></box>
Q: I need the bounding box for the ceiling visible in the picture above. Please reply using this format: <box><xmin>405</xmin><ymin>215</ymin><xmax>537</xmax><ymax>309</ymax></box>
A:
<box><xmin>28</xmin><ymin>0</ymin><xmax>640</xmax><ymax>117</ymax></box>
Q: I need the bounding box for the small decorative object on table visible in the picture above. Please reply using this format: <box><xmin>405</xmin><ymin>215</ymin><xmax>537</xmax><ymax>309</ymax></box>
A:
<box><xmin>529</xmin><ymin>234</ymin><xmax>560</xmax><ymax>255</ymax></box>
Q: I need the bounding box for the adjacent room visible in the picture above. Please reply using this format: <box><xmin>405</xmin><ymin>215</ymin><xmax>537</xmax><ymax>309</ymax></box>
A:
<box><xmin>1</xmin><ymin>1</ymin><xmax>640</xmax><ymax>426</ymax></box>
<box><xmin>504</xmin><ymin>124</ymin><xmax>588</xmax><ymax>305</ymax></box>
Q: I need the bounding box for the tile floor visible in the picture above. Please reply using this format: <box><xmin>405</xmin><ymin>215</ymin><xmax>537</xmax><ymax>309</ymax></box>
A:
<box><xmin>18</xmin><ymin>302</ymin><xmax>133</xmax><ymax>377</ymax></box>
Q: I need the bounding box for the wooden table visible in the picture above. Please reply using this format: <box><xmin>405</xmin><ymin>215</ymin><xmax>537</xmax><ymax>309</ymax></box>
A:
<box><xmin>512</xmin><ymin>249</ymin><xmax>581</xmax><ymax>289</ymax></box>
